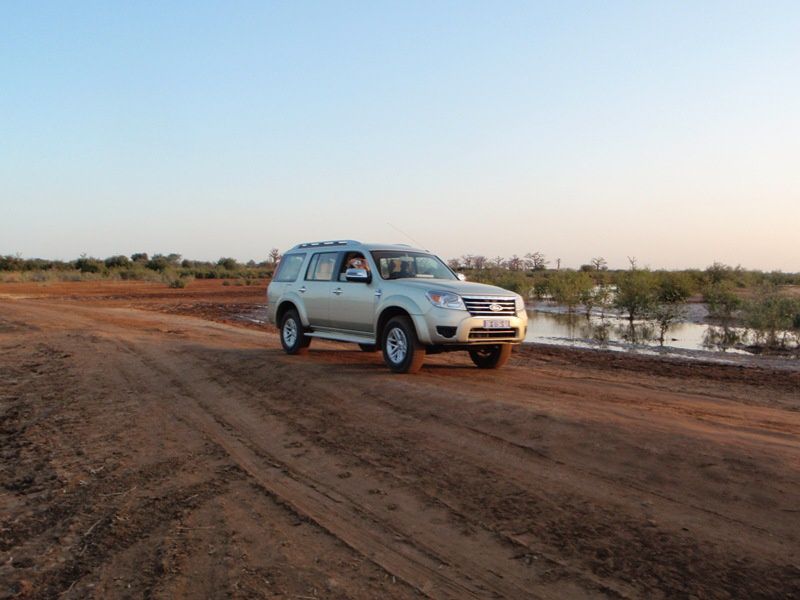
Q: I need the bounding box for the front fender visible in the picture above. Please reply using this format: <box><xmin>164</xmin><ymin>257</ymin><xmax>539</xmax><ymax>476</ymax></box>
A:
<box><xmin>374</xmin><ymin>295</ymin><xmax>433</xmax><ymax>344</ymax></box>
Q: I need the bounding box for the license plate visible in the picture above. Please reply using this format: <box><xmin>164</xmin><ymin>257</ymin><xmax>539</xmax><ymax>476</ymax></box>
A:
<box><xmin>483</xmin><ymin>319</ymin><xmax>510</xmax><ymax>329</ymax></box>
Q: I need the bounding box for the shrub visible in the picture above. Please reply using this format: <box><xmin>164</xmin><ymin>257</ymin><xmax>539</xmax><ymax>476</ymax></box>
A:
<box><xmin>217</xmin><ymin>257</ymin><xmax>239</xmax><ymax>271</ymax></box>
<box><xmin>742</xmin><ymin>285</ymin><xmax>800</xmax><ymax>349</ymax></box>
<box><xmin>75</xmin><ymin>256</ymin><xmax>104</xmax><ymax>273</ymax></box>
<box><xmin>549</xmin><ymin>270</ymin><xmax>593</xmax><ymax>313</ymax></box>
<box><xmin>703</xmin><ymin>281</ymin><xmax>741</xmax><ymax>323</ymax></box>
<box><xmin>613</xmin><ymin>269</ymin><xmax>657</xmax><ymax>323</ymax></box>
<box><xmin>104</xmin><ymin>255</ymin><xmax>130</xmax><ymax>268</ymax></box>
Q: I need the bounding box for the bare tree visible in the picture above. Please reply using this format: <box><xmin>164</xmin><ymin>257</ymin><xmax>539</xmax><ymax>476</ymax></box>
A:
<box><xmin>491</xmin><ymin>256</ymin><xmax>504</xmax><ymax>268</ymax></box>
<box><xmin>525</xmin><ymin>251</ymin><xmax>548</xmax><ymax>271</ymax></box>
<box><xmin>556</xmin><ymin>258</ymin><xmax>561</xmax><ymax>270</ymax></box>
<box><xmin>268</xmin><ymin>248</ymin><xmax>281</xmax><ymax>264</ymax></box>
<box><xmin>627</xmin><ymin>256</ymin><xmax>638</xmax><ymax>270</ymax></box>
<box><xmin>473</xmin><ymin>255</ymin><xmax>487</xmax><ymax>270</ymax></box>
<box><xmin>591</xmin><ymin>257</ymin><xmax>608</xmax><ymax>271</ymax></box>
<box><xmin>447</xmin><ymin>258</ymin><xmax>462</xmax><ymax>271</ymax></box>
<box><xmin>506</xmin><ymin>255</ymin><xmax>523</xmax><ymax>271</ymax></box>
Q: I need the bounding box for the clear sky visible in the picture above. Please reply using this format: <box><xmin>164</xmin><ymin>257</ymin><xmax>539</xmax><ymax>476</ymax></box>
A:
<box><xmin>2</xmin><ymin>1</ymin><xmax>799</xmax><ymax>270</ymax></box>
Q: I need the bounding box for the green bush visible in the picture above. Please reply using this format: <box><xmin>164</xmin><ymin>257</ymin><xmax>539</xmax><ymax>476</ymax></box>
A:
<box><xmin>613</xmin><ymin>269</ymin><xmax>657</xmax><ymax>323</ymax></box>
<box><xmin>74</xmin><ymin>256</ymin><xmax>104</xmax><ymax>273</ymax></box>
<box><xmin>549</xmin><ymin>270</ymin><xmax>593</xmax><ymax>312</ymax></box>
<box><xmin>742</xmin><ymin>285</ymin><xmax>800</xmax><ymax>349</ymax></box>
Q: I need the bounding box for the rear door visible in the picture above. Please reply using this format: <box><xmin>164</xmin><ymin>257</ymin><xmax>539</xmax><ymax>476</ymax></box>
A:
<box><xmin>301</xmin><ymin>251</ymin><xmax>340</xmax><ymax>328</ymax></box>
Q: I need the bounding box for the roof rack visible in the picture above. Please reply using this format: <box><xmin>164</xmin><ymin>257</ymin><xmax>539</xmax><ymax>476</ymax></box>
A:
<box><xmin>297</xmin><ymin>240</ymin><xmax>360</xmax><ymax>249</ymax></box>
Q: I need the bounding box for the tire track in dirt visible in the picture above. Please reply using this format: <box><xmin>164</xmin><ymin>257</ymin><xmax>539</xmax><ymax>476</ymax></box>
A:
<box><xmin>110</xmin><ymin>335</ymin><xmax>582</xmax><ymax>599</ymax></box>
<box><xmin>181</xmin><ymin>344</ymin><xmax>798</xmax><ymax>599</ymax></box>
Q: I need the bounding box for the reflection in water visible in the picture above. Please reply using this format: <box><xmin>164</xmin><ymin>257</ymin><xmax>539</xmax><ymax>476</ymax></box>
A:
<box><xmin>525</xmin><ymin>309</ymin><xmax>750</xmax><ymax>355</ymax></box>
<box><xmin>702</xmin><ymin>326</ymin><xmax>744</xmax><ymax>352</ymax></box>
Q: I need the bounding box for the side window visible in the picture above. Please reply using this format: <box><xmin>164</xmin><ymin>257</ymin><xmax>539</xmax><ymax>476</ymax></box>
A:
<box><xmin>273</xmin><ymin>253</ymin><xmax>306</xmax><ymax>282</ymax></box>
<box><xmin>306</xmin><ymin>252</ymin><xmax>339</xmax><ymax>281</ymax></box>
<box><xmin>339</xmin><ymin>252</ymin><xmax>369</xmax><ymax>281</ymax></box>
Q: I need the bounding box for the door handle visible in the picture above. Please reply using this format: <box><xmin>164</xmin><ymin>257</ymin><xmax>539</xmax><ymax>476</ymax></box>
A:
<box><xmin>298</xmin><ymin>286</ymin><xmax>307</xmax><ymax>293</ymax></box>
<box><xmin>332</xmin><ymin>288</ymin><xmax>343</xmax><ymax>295</ymax></box>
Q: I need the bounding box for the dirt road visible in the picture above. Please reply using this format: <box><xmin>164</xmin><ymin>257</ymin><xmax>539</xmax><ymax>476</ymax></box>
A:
<box><xmin>1</xmin><ymin>284</ymin><xmax>799</xmax><ymax>599</ymax></box>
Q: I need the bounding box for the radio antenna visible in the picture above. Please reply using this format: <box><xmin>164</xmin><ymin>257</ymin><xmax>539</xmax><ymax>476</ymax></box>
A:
<box><xmin>387</xmin><ymin>222</ymin><xmax>425</xmax><ymax>249</ymax></box>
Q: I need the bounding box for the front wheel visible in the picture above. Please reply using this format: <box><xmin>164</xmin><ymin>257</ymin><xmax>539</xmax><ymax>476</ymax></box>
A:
<box><xmin>280</xmin><ymin>309</ymin><xmax>310</xmax><ymax>355</ymax></box>
<box><xmin>468</xmin><ymin>345</ymin><xmax>512</xmax><ymax>369</ymax></box>
<box><xmin>381</xmin><ymin>316</ymin><xmax>425</xmax><ymax>374</ymax></box>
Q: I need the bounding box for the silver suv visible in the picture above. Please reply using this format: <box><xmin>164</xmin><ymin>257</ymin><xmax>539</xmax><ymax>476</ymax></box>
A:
<box><xmin>267</xmin><ymin>240</ymin><xmax>527</xmax><ymax>373</ymax></box>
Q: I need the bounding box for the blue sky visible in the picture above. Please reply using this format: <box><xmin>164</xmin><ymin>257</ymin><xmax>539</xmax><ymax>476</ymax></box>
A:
<box><xmin>2</xmin><ymin>1</ymin><xmax>799</xmax><ymax>270</ymax></box>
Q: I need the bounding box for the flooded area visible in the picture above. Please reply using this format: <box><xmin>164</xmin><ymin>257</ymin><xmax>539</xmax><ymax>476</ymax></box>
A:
<box><xmin>525</xmin><ymin>302</ymin><xmax>799</xmax><ymax>369</ymax></box>
<box><xmin>526</xmin><ymin>303</ymin><xmax>744</xmax><ymax>353</ymax></box>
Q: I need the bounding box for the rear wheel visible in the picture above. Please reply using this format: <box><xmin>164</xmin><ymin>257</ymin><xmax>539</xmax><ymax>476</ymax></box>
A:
<box><xmin>468</xmin><ymin>345</ymin><xmax>512</xmax><ymax>369</ymax></box>
<box><xmin>382</xmin><ymin>316</ymin><xmax>425</xmax><ymax>374</ymax></box>
<box><xmin>280</xmin><ymin>309</ymin><xmax>310</xmax><ymax>355</ymax></box>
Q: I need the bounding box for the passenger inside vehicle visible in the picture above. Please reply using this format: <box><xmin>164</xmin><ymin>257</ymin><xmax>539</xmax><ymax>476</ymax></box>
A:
<box><xmin>340</xmin><ymin>252</ymin><xmax>369</xmax><ymax>281</ymax></box>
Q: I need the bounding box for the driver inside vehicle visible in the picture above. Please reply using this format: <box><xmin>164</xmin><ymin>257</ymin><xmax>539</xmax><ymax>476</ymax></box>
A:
<box><xmin>389</xmin><ymin>259</ymin><xmax>414</xmax><ymax>279</ymax></box>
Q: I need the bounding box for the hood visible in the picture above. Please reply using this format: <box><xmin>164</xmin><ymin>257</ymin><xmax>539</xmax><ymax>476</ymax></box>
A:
<box><xmin>386</xmin><ymin>278</ymin><xmax>519</xmax><ymax>297</ymax></box>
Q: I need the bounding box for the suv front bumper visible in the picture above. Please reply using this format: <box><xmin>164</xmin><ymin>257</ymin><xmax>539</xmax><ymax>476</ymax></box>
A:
<box><xmin>412</xmin><ymin>309</ymin><xmax>528</xmax><ymax>345</ymax></box>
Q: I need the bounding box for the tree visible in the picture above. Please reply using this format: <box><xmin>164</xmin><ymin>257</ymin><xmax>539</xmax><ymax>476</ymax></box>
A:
<box><xmin>447</xmin><ymin>258</ymin><xmax>461</xmax><ymax>271</ymax></box>
<box><xmin>104</xmin><ymin>255</ymin><xmax>130</xmax><ymax>268</ymax></box>
<box><xmin>491</xmin><ymin>256</ymin><xmax>504</xmax><ymax>268</ymax></box>
<box><xmin>549</xmin><ymin>270</ymin><xmax>594</xmax><ymax>313</ymax></box>
<box><xmin>591</xmin><ymin>257</ymin><xmax>608</xmax><ymax>271</ymax></box>
<box><xmin>742</xmin><ymin>285</ymin><xmax>800</xmax><ymax>349</ymax></box>
<box><xmin>131</xmin><ymin>253</ymin><xmax>148</xmax><ymax>263</ymax></box>
<box><xmin>525</xmin><ymin>252</ymin><xmax>547</xmax><ymax>271</ymax></box>
<box><xmin>217</xmin><ymin>257</ymin><xmax>239</xmax><ymax>271</ymax></box>
<box><xmin>146</xmin><ymin>254</ymin><xmax>170</xmax><ymax>272</ymax></box>
<box><xmin>75</xmin><ymin>255</ymin><xmax>103</xmax><ymax>273</ymax></box>
<box><xmin>651</xmin><ymin>272</ymin><xmax>692</xmax><ymax>345</ymax></box>
<box><xmin>473</xmin><ymin>255</ymin><xmax>487</xmax><ymax>270</ymax></box>
<box><xmin>268</xmin><ymin>248</ymin><xmax>281</xmax><ymax>264</ymax></box>
<box><xmin>506</xmin><ymin>255</ymin><xmax>523</xmax><ymax>271</ymax></box>
<box><xmin>614</xmin><ymin>269</ymin><xmax>657</xmax><ymax>323</ymax></box>
<box><xmin>704</xmin><ymin>280</ymin><xmax>741</xmax><ymax>324</ymax></box>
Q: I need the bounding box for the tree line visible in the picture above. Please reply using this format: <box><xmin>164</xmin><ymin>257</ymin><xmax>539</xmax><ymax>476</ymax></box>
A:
<box><xmin>0</xmin><ymin>250</ymin><xmax>283</xmax><ymax>287</ymax></box>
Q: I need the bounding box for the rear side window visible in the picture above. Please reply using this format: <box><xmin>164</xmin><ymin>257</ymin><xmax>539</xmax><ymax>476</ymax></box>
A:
<box><xmin>306</xmin><ymin>252</ymin><xmax>339</xmax><ymax>281</ymax></box>
<box><xmin>273</xmin><ymin>253</ymin><xmax>306</xmax><ymax>282</ymax></box>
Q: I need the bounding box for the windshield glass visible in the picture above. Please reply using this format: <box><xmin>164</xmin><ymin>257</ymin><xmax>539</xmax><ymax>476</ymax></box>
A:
<box><xmin>371</xmin><ymin>251</ymin><xmax>456</xmax><ymax>281</ymax></box>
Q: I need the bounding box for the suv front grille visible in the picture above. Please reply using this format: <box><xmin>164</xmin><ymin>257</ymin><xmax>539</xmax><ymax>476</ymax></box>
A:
<box><xmin>469</xmin><ymin>328</ymin><xmax>519</xmax><ymax>339</ymax></box>
<box><xmin>462</xmin><ymin>296</ymin><xmax>516</xmax><ymax>316</ymax></box>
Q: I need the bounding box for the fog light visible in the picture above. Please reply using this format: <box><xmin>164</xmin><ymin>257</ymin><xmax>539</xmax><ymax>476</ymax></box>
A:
<box><xmin>436</xmin><ymin>326</ymin><xmax>457</xmax><ymax>338</ymax></box>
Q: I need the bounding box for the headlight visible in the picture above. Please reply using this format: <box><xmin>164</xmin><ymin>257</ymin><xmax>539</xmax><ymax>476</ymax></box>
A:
<box><xmin>515</xmin><ymin>296</ymin><xmax>525</xmax><ymax>312</ymax></box>
<box><xmin>426</xmin><ymin>291</ymin><xmax>466</xmax><ymax>310</ymax></box>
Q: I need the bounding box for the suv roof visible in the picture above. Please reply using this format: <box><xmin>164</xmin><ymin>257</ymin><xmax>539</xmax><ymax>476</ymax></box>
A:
<box><xmin>288</xmin><ymin>240</ymin><xmax>428</xmax><ymax>253</ymax></box>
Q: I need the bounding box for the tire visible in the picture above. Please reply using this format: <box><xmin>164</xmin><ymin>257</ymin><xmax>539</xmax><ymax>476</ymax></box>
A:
<box><xmin>381</xmin><ymin>316</ymin><xmax>425</xmax><ymax>374</ymax></box>
<box><xmin>280</xmin><ymin>309</ymin><xmax>310</xmax><ymax>355</ymax></box>
<box><xmin>468</xmin><ymin>345</ymin><xmax>512</xmax><ymax>369</ymax></box>
<box><xmin>358</xmin><ymin>344</ymin><xmax>378</xmax><ymax>352</ymax></box>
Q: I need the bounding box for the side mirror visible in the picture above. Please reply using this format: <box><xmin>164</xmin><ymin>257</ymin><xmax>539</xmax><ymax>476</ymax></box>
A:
<box><xmin>345</xmin><ymin>268</ymin><xmax>371</xmax><ymax>283</ymax></box>
<box><xmin>457</xmin><ymin>273</ymin><xmax>467</xmax><ymax>281</ymax></box>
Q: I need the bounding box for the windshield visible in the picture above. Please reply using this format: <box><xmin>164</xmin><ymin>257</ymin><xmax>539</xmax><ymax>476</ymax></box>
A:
<box><xmin>370</xmin><ymin>251</ymin><xmax>456</xmax><ymax>281</ymax></box>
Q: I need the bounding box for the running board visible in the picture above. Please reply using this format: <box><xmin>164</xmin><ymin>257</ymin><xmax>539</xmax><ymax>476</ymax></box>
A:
<box><xmin>306</xmin><ymin>331</ymin><xmax>376</xmax><ymax>345</ymax></box>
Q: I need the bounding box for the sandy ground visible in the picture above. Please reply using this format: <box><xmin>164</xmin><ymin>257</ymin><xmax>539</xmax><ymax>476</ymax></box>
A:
<box><xmin>1</xmin><ymin>281</ymin><xmax>799</xmax><ymax>599</ymax></box>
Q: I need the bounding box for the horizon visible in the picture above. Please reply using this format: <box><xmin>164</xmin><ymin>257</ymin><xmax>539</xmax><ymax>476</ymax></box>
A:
<box><xmin>4</xmin><ymin>248</ymin><xmax>798</xmax><ymax>275</ymax></box>
<box><xmin>2</xmin><ymin>2</ymin><xmax>799</xmax><ymax>272</ymax></box>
